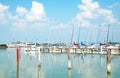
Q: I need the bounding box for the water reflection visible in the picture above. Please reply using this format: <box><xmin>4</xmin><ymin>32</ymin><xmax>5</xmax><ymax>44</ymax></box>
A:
<box><xmin>81</xmin><ymin>54</ymin><xmax>85</xmax><ymax>63</ymax></box>
<box><xmin>100</xmin><ymin>55</ymin><xmax>102</xmax><ymax>66</ymax></box>
<box><xmin>1</xmin><ymin>49</ymin><xmax>120</xmax><ymax>78</ymax></box>
<box><xmin>37</xmin><ymin>64</ymin><xmax>41</xmax><ymax>78</ymax></box>
<box><xmin>29</xmin><ymin>55</ymin><xmax>32</xmax><ymax>61</ymax></box>
<box><xmin>16</xmin><ymin>62</ymin><xmax>19</xmax><ymax>78</ymax></box>
<box><xmin>68</xmin><ymin>69</ymin><xmax>71</xmax><ymax>78</ymax></box>
<box><xmin>107</xmin><ymin>73</ymin><xmax>111</xmax><ymax>78</ymax></box>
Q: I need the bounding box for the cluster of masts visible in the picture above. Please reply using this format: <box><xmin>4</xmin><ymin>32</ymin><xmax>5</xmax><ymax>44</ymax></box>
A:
<box><xmin>4</xmin><ymin>41</ymin><xmax>119</xmax><ymax>54</ymax></box>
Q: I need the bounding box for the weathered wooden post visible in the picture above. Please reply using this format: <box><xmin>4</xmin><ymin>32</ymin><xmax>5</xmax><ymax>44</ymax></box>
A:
<box><xmin>107</xmin><ymin>72</ymin><xmax>111</xmax><ymax>78</ymax></box>
<box><xmin>16</xmin><ymin>48</ymin><xmax>20</xmax><ymax>62</ymax></box>
<box><xmin>16</xmin><ymin>47</ymin><xmax>20</xmax><ymax>78</ymax></box>
<box><xmin>68</xmin><ymin>69</ymin><xmax>71</xmax><ymax>78</ymax></box>
<box><xmin>118</xmin><ymin>45</ymin><xmax>120</xmax><ymax>53</ymax></box>
<box><xmin>67</xmin><ymin>26</ymin><xmax>74</xmax><ymax>69</ymax></box>
<box><xmin>82</xmin><ymin>48</ymin><xmax>84</xmax><ymax>55</ymax></box>
<box><xmin>16</xmin><ymin>62</ymin><xmax>19</xmax><ymax>78</ymax></box>
<box><xmin>107</xmin><ymin>49</ymin><xmax>111</xmax><ymax>74</ymax></box>
<box><xmin>100</xmin><ymin>46</ymin><xmax>103</xmax><ymax>53</ymax></box>
<box><xmin>68</xmin><ymin>47</ymin><xmax>71</xmax><ymax>69</ymax></box>
<box><xmin>38</xmin><ymin>47</ymin><xmax>41</xmax><ymax>67</ymax></box>
<box><xmin>60</xmin><ymin>48</ymin><xmax>62</xmax><ymax>53</ymax></box>
<box><xmin>37</xmin><ymin>63</ymin><xmax>41</xmax><ymax>78</ymax></box>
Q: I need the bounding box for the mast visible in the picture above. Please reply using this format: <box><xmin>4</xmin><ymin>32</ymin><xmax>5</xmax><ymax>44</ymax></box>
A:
<box><xmin>78</xmin><ymin>27</ymin><xmax>80</xmax><ymax>43</ymax></box>
<box><xmin>97</xmin><ymin>25</ymin><xmax>100</xmax><ymax>44</ymax></box>
<box><xmin>111</xmin><ymin>28</ymin><xmax>113</xmax><ymax>42</ymax></box>
<box><xmin>68</xmin><ymin>26</ymin><xmax>74</xmax><ymax>69</ymax></box>
<box><xmin>70</xmin><ymin>26</ymin><xmax>74</xmax><ymax>47</ymax></box>
<box><xmin>107</xmin><ymin>24</ymin><xmax>110</xmax><ymax>43</ymax></box>
<box><xmin>78</xmin><ymin>21</ymin><xmax>81</xmax><ymax>43</ymax></box>
<box><xmin>48</xmin><ymin>28</ymin><xmax>51</xmax><ymax>46</ymax></box>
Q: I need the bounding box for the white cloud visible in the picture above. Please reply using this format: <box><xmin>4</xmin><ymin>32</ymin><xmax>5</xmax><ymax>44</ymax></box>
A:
<box><xmin>0</xmin><ymin>3</ymin><xmax>9</xmax><ymax>12</ymax></box>
<box><xmin>11</xmin><ymin>21</ymin><xmax>26</xmax><ymax>31</ymax></box>
<box><xmin>0</xmin><ymin>3</ymin><xmax>10</xmax><ymax>24</ymax></box>
<box><xmin>16</xmin><ymin>6</ymin><xmax>28</xmax><ymax>16</ymax></box>
<box><xmin>75</xmin><ymin>13</ymin><xmax>91</xmax><ymax>27</ymax></box>
<box><xmin>26</xmin><ymin>1</ymin><xmax>46</xmax><ymax>22</ymax></box>
<box><xmin>75</xmin><ymin>0</ymin><xmax>118</xmax><ymax>27</ymax></box>
<box><xmin>79</xmin><ymin>0</ymin><xmax>99</xmax><ymax>19</ymax></box>
<box><xmin>0</xmin><ymin>1</ymin><xmax>46</xmax><ymax>29</ymax></box>
<box><xmin>11</xmin><ymin>1</ymin><xmax>47</xmax><ymax>31</ymax></box>
<box><xmin>98</xmin><ymin>9</ymin><xmax>117</xmax><ymax>24</ymax></box>
<box><xmin>49</xmin><ymin>23</ymin><xmax>66</xmax><ymax>30</ymax></box>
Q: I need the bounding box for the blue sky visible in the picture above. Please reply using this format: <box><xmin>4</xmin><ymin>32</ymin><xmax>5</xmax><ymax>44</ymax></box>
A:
<box><xmin>0</xmin><ymin>0</ymin><xmax>120</xmax><ymax>44</ymax></box>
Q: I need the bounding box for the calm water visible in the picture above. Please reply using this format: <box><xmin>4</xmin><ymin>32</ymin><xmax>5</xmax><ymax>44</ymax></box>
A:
<box><xmin>0</xmin><ymin>49</ymin><xmax>120</xmax><ymax>78</ymax></box>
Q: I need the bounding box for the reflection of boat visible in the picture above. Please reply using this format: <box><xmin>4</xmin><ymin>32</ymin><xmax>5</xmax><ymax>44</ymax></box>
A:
<box><xmin>0</xmin><ymin>44</ymin><xmax>8</xmax><ymax>49</ymax></box>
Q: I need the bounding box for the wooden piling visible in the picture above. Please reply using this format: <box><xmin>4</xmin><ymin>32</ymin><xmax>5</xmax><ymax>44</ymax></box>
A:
<box><xmin>16</xmin><ymin>62</ymin><xmax>19</xmax><ymax>78</ymax></box>
<box><xmin>107</xmin><ymin>72</ymin><xmax>111</xmax><ymax>78</ymax></box>
<box><xmin>68</xmin><ymin>26</ymin><xmax>74</xmax><ymax>69</ymax></box>
<box><xmin>61</xmin><ymin>48</ymin><xmax>62</xmax><ymax>53</ymax></box>
<box><xmin>16</xmin><ymin>48</ymin><xmax>19</xmax><ymax>62</ymax></box>
<box><xmin>118</xmin><ymin>46</ymin><xmax>120</xmax><ymax>53</ymax></box>
<box><xmin>37</xmin><ymin>63</ymin><xmax>41</xmax><ymax>78</ymax></box>
<box><xmin>100</xmin><ymin>46</ymin><xmax>103</xmax><ymax>55</ymax></box>
<box><xmin>75</xmin><ymin>48</ymin><xmax>77</xmax><ymax>54</ymax></box>
<box><xmin>68</xmin><ymin>69</ymin><xmax>71</xmax><ymax>78</ymax></box>
<box><xmin>82</xmin><ymin>49</ymin><xmax>84</xmax><ymax>54</ymax></box>
<box><xmin>107</xmin><ymin>49</ymin><xmax>111</xmax><ymax>74</ymax></box>
<box><xmin>16</xmin><ymin>47</ymin><xmax>20</xmax><ymax>78</ymax></box>
<box><xmin>68</xmin><ymin>48</ymin><xmax>71</xmax><ymax>69</ymax></box>
<box><xmin>38</xmin><ymin>48</ymin><xmax>41</xmax><ymax>67</ymax></box>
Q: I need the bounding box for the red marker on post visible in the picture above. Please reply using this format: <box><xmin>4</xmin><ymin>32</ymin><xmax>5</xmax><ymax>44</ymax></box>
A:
<box><xmin>16</xmin><ymin>48</ymin><xmax>19</xmax><ymax>62</ymax></box>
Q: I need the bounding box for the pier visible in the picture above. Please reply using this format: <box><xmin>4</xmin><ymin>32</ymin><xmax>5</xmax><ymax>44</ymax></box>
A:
<box><xmin>26</xmin><ymin>45</ymin><xmax>120</xmax><ymax>55</ymax></box>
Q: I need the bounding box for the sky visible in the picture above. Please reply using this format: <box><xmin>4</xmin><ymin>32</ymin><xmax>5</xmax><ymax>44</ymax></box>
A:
<box><xmin>0</xmin><ymin>0</ymin><xmax>120</xmax><ymax>44</ymax></box>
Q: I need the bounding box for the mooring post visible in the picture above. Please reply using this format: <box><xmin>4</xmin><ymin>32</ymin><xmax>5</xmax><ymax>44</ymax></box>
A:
<box><xmin>16</xmin><ymin>62</ymin><xmax>19</xmax><ymax>78</ymax></box>
<box><xmin>16</xmin><ymin>47</ymin><xmax>20</xmax><ymax>78</ymax></box>
<box><xmin>19</xmin><ymin>47</ymin><xmax>21</xmax><ymax>59</ymax></box>
<box><xmin>16</xmin><ymin>48</ymin><xmax>20</xmax><ymax>62</ymax></box>
<box><xmin>61</xmin><ymin>48</ymin><xmax>62</xmax><ymax>53</ymax></box>
<box><xmin>68</xmin><ymin>69</ymin><xmax>71</xmax><ymax>78</ymax></box>
<box><xmin>118</xmin><ymin>45</ymin><xmax>120</xmax><ymax>53</ymax></box>
<box><xmin>100</xmin><ymin>46</ymin><xmax>103</xmax><ymax>52</ymax></box>
<box><xmin>75</xmin><ymin>48</ymin><xmax>77</xmax><ymax>54</ymax></box>
<box><xmin>68</xmin><ymin>26</ymin><xmax>74</xmax><ymax>69</ymax></box>
<box><xmin>37</xmin><ymin>63</ymin><xmax>41</xmax><ymax>78</ymax></box>
<box><xmin>107</xmin><ymin>72</ymin><xmax>111</xmax><ymax>78</ymax></box>
<box><xmin>68</xmin><ymin>47</ymin><xmax>71</xmax><ymax>69</ymax></box>
<box><xmin>38</xmin><ymin>48</ymin><xmax>41</xmax><ymax>67</ymax></box>
<box><xmin>107</xmin><ymin>49</ymin><xmax>111</xmax><ymax>74</ymax></box>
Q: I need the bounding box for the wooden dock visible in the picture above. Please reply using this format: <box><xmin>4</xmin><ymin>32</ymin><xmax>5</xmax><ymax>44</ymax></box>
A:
<box><xmin>22</xmin><ymin>45</ymin><xmax>120</xmax><ymax>55</ymax></box>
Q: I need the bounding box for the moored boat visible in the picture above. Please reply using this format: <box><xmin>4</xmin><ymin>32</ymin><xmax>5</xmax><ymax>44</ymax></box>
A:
<box><xmin>0</xmin><ymin>44</ymin><xmax>8</xmax><ymax>49</ymax></box>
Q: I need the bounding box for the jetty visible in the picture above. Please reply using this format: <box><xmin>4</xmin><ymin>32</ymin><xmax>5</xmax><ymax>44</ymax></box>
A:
<box><xmin>6</xmin><ymin>41</ymin><xmax>120</xmax><ymax>55</ymax></box>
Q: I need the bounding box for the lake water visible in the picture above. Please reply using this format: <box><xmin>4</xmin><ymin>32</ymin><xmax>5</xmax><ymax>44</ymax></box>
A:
<box><xmin>0</xmin><ymin>49</ymin><xmax>120</xmax><ymax>78</ymax></box>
